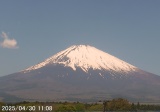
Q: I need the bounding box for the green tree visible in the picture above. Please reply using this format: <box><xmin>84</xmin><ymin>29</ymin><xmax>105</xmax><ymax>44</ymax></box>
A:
<box><xmin>56</xmin><ymin>104</ymin><xmax>76</xmax><ymax>112</ymax></box>
<box><xmin>137</xmin><ymin>102</ymin><xmax>140</xmax><ymax>110</ymax></box>
<box><xmin>88</xmin><ymin>104</ymin><xmax>103</xmax><ymax>111</ymax></box>
<box><xmin>106</xmin><ymin>98</ymin><xmax>131</xmax><ymax>111</ymax></box>
<box><xmin>75</xmin><ymin>103</ymin><xmax>85</xmax><ymax>111</ymax></box>
<box><xmin>131</xmin><ymin>103</ymin><xmax>136</xmax><ymax>111</ymax></box>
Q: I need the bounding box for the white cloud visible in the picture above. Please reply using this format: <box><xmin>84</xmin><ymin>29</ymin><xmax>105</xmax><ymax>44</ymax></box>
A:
<box><xmin>0</xmin><ymin>32</ymin><xmax>19</xmax><ymax>49</ymax></box>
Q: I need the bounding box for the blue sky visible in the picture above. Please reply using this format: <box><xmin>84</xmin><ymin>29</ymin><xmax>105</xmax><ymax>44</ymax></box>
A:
<box><xmin>0</xmin><ymin>0</ymin><xmax>160</xmax><ymax>76</ymax></box>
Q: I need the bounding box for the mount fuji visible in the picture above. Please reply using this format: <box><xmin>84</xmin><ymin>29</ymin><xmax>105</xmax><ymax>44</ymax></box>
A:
<box><xmin>0</xmin><ymin>45</ymin><xmax>160</xmax><ymax>102</ymax></box>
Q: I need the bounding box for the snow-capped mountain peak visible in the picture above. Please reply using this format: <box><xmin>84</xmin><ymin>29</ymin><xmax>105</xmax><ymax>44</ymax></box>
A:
<box><xmin>2</xmin><ymin>45</ymin><xmax>160</xmax><ymax>103</ymax></box>
<box><xmin>24</xmin><ymin>45</ymin><xmax>137</xmax><ymax>73</ymax></box>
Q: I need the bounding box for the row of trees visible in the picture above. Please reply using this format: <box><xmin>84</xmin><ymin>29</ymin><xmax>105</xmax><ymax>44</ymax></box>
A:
<box><xmin>103</xmin><ymin>98</ymin><xmax>160</xmax><ymax>111</ymax></box>
<box><xmin>0</xmin><ymin>98</ymin><xmax>160</xmax><ymax>112</ymax></box>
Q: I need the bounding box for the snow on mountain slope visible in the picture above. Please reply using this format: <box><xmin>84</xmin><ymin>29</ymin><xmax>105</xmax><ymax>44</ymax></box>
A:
<box><xmin>24</xmin><ymin>45</ymin><xmax>137</xmax><ymax>73</ymax></box>
<box><xmin>2</xmin><ymin>45</ymin><xmax>160</xmax><ymax>102</ymax></box>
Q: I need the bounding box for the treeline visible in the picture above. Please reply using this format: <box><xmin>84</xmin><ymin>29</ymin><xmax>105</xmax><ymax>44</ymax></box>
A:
<box><xmin>0</xmin><ymin>98</ymin><xmax>160</xmax><ymax>112</ymax></box>
<box><xmin>131</xmin><ymin>102</ymin><xmax>160</xmax><ymax>111</ymax></box>
<box><xmin>103</xmin><ymin>98</ymin><xmax>160</xmax><ymax>111</ymax></box>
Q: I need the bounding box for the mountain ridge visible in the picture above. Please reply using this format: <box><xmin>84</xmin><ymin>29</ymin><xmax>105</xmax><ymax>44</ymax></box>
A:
<box><xmin>0</xmin><ymin>44</ymin><xmax>160</xmax><ymax>102</ymax></box>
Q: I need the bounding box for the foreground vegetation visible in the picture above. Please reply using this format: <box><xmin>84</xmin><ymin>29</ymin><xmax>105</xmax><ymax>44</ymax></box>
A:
<box><xmin>0</xmin><ymin>98</ymin><xmax>160</xmax><ymax>112</ymax></box>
